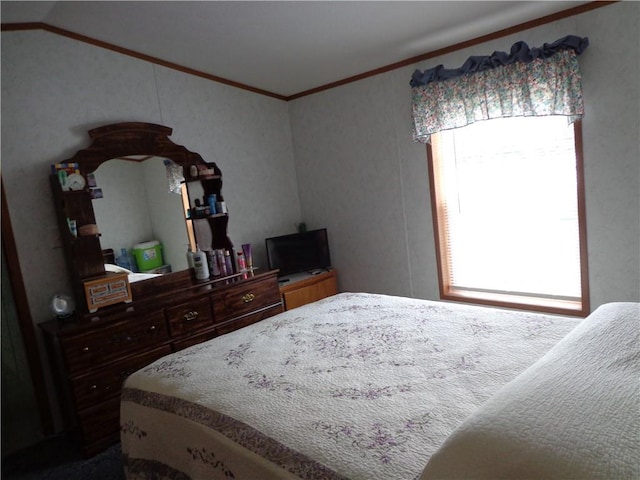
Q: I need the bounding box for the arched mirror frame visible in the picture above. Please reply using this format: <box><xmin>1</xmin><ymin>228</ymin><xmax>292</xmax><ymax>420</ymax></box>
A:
<box><xmin>69</xmin><ymin>122</ymin><xmax>205</xmax><ymax>174</ymax></box>
<box><xmin>60</xmin><ymin>122</ymin><xmax>224</xmax><ymax>301</ymax></box>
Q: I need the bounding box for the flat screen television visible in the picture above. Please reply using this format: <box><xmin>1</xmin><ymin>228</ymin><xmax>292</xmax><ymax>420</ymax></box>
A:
<box><xmin>265</xmin><ymin>228</ymin><xmax>331</xmax><ymax>278</ymax></box>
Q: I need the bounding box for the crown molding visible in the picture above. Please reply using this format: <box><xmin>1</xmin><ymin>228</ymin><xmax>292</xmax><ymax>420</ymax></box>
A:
<box><xmin>2</xmin><ymin>2</ymin><xmax>616</xmax><ymax>101</ymax></box>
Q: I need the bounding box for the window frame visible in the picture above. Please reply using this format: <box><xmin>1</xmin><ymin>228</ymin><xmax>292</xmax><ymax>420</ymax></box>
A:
<box><xmin>427</xmin><ymin>119</ymin><xmax>590</xmax><ymax>317</ymax></box>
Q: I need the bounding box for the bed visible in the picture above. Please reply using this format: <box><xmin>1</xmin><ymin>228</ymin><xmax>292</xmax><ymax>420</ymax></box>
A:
<box><xmin>120</xmin><ymin>293</ymin><xmax>639</xmax><ymax>480</ymax></box>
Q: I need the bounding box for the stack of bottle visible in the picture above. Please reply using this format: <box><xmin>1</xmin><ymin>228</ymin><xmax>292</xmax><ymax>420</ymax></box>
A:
<box><xmin>209</xmin><ymin>249</ymin><xmax>234</xmax><ymax>277</ymax></box>
<box><xmin>188</xmin><ymin>245</ymin><xmax>251</xmax><ymax>281</ymax></box>
<box><xmin>187</xmin><ymin>194</ymin><xmax>228</xmax><ymax>219</ymax></box>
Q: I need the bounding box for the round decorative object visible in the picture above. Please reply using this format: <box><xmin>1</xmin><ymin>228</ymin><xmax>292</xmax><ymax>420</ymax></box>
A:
<box><xmin>49</xmin><ymin>293</ymin><xmax>76</xmax><ymax>319</ymax></box>
<box><xmin>66</xmin><ymin>173</ymin><xmax>86</xmax><ymax>191</ymax></box>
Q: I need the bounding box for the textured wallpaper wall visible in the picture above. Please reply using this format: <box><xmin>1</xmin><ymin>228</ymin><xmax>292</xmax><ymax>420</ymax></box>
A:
<box><xmin>1</xmin><ymin>29</ymin><xmax>302</xmax><ymax>427</ymax></box>
<box><xmin>289</xmin><ymin>1</ymin><xmax>639</xmax><ymax>309</ymax></box>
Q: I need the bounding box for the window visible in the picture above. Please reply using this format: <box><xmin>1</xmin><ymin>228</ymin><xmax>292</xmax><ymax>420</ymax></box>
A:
<box><xmin>428</xmin><ymin>115</ymin><xmax>589</xmax><ymax>316</ymax></box>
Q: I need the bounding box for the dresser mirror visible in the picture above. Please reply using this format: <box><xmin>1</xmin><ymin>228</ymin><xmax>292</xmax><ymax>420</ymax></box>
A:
<box><xmin>51</xmin><ymin>122</ymin><xmax>229</xmax><ymax>308</ymax></box>
<box><xmin>91</xmin><ymin>156</ymin><xmax>190</xmax><ymax>273</ymax></box>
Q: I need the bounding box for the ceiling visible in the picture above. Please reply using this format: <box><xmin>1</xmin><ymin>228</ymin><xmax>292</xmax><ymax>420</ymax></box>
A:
<box><xmin>1</xmin><ymin>1</ymin><xmax>591</xmax><ymax>98</ymax></box>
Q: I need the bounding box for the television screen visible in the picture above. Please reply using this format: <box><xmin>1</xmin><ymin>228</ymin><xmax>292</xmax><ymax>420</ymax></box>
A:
<box><xmin>265</xmin><ymin>228</ymin><xmax>331</xmax><ymax>277</ymax></box>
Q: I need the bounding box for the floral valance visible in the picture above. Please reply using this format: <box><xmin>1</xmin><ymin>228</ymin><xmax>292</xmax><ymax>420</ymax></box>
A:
<box><xmin>411</xmin><ymin>35</ymin><xmax>589</xmax><ymax>143</ymax></box>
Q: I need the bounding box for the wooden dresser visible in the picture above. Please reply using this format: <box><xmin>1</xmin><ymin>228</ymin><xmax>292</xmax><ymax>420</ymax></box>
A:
<box><xmin>40</xmin><ymin>270</ymin><xmax>282</xmax><ymax>456</ymax></box>
<box><xmin>279</xmin><ymin>269</ymin><xmax>338</xmax><ymax>310</ymax></box>
<box><xmin>43</xmin><ymin>123</ymin><xmax>287</xmax><ymax>455</ymax></box>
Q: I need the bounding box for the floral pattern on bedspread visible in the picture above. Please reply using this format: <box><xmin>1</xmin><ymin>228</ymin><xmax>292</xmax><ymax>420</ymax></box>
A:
<box><xmin>313</xmin><ymin>411</ymin><xmax>435</xmax><ymax>466</ymax></box>
<box><xmin>122</xmin><ymin>292</ymin><xmax>580</xmax><ymax>480</ymax></box>
<box><xmin>122</xmin><ymin>387</ymin><xmax>350</xmax><ymax>480</ymax></box>
<box><xmin>123</xmin><ymin>456</ymin><xmax>192</xmax><ymax>480</ymax></box>
<box><xmin>187</xmin><ymin>446</ymin><xmax>236</xmax><ymax>478</ymax></box>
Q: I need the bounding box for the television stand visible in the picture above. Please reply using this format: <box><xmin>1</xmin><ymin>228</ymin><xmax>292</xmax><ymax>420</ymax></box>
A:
<box><xmin>278</xmin><ymin>269</ymin><xmax>338</xmax><ymax>311</ymax></box>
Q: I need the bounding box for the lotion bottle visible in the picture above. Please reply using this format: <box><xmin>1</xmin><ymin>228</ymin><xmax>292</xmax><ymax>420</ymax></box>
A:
<box><xmin>186</xmin><ymin>245</ymin><xmax>195</xmax><ymax>269</ymax></box>
<box><xmin>224</xmin><ymin>250</ymin><xmax>234</xmax><ymax>275</ymax></box>
<box><xmin>237</xmin><ymin>251</ymin><xmax>247</xmax><ymax>272</ymax></box>
<box><xmin>193</xmin><ymin>245</ymin><xmax>210</xmax><ymax>280</ymax></box>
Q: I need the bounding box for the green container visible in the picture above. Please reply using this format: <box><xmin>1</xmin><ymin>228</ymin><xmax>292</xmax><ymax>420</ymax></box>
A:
<box><xmin>132</xmin><ymin>240</ymin><xmax>163</xmax><ymax>272</ymax></box>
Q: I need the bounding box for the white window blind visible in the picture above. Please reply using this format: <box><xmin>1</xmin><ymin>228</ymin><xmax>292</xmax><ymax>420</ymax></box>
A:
<box><xmin>432</xmin><ymin>116</ymin><xmax>582</xmax><ymax>301</ymax></box>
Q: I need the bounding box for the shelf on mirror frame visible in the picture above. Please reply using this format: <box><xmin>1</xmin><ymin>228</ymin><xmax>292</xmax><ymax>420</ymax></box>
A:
<box><xmin>183</xmin><ymin>174</ymin><xmax>222</xmax><ymax>183</ymax></box>
<box><xmin>186</xmin><ymin>212</ymin><xmax>228</xmax><ymax>221</ymax></box>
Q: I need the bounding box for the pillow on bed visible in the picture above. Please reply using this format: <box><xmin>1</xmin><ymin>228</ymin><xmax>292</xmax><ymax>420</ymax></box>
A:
<box><xmin>104</xmin><ymin>263</ymin><xmax>133</xmax><ymax>274</ymax></box>
<box><xmin>420</xmin><ymin>302</ymin><xmax>640</xmax><ymax>480</ymax></box>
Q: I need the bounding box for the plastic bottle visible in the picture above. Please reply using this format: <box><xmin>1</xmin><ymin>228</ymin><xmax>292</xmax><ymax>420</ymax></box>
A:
<box><xmin>116</xmin><ymin>248</ymin><xmax>133</xmax><ymax>271</ymax></box>
<box><xmin>186</xmin><ymin>246</ymin><xmax>195</xmax><ymax>269</ymax></box>
<box><xmin>224</xmin><ymin>250</ymin><xmax>234</xmax><ymax>275</ymax></box>
<box><xmin>237</xmin><ymin>251</ymin><xmax>247</xmax><ymax>272</ymax></box>
<box><xmin>207</xmin><ymin>250</ymin><xmax>220</xmax><ymax>277</ymax></box>
<box><xmin>237</xmin><ymin>251</ymin><xmax>248</xmax><ymax>279</ymax></box>
<box><xmin>193</xmin><ymin>245</ymin><xmax>210</xmax><ymax>280</ymax></box>
<box><xmin>207</xmin><ymin>194</ymin><xmax>217</xmax><ymax>214</ymax></box>
<box><xmin>216</xmin><ymin>249</ymin><xmax>228</xmax><ymax>276</ymax></box>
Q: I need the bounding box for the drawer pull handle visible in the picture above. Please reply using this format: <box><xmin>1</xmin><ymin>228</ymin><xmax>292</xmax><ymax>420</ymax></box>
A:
<box><xmin>90</xmin><ymin>384</ymin><xmax>97</xmax><ymax>391</ymax></box>
<box><xmin>242</xmin><ymin>293</ymin><xmax>255</xmax><ymax>303</ymax></box>
<box><xmin>148</xmin><ymin>325</ymin><xmax>157</xmax><ymax>332</ymax></box>
<box><xmin>184</xmin><ymin>311</ymin><xmax>199</xmax><ymax>321</ymax></box>
<box><xmin>82</xmin><ymin>346</ymin><xmax>90</xmax><ymax>353</ymax></box>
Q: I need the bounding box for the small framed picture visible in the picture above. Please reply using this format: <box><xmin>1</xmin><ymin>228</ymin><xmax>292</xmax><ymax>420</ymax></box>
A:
<box><xmin>90</xmin><ymin>187</ymin><xmax>103</xmax><ymax>199</ymax></box>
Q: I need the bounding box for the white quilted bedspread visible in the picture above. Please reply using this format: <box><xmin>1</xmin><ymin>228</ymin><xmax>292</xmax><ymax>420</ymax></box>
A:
<box><xmin>121</xmin><ymin>292</ymin><xmax>581</xmax><ymax>480</ymax></box>
<box><xmin>421</xmin><ymin>302</ymin><xmax>640</xmax><ymax>480</ymax></box>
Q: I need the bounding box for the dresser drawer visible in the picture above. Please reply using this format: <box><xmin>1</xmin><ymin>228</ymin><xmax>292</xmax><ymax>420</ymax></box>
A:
<box><xmin>61</xmin><ymin>311</ymin><xmax>168</xmax><ymax>376</ymax></box>
<box><xmin>216</xmin><ymin>304</ymin><xmax>283</xmax><ymax>336</ymax></box>
<box><xmin>71</xmin><ymin>346</ymin><xmax>171</xmax><ymax>411</ymax></box>
<box><xmin>77</xmin><ymin>397</ymin><xmax>121</xmax><ymax>448</ymax></box>
<box><xmin>165</xmin><ymin>296</ymin><xmax>214</xmax><ymax>337</ymax></box>
<box><xmin>172</xmin><ymin>329</ymin><xmax>217</xmax><ymax>352</ymax></box>
<box><xmin>212</xmin><ymin>275</ymin><xmax>281</xmax><ymax>323</ymax></box>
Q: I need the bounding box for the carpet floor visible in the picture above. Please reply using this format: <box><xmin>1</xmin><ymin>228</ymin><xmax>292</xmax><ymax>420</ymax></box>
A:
<box><xmin>2</xmin><ymin>436</ymin><xmax>124</xmax><ymax>480</ymax></box>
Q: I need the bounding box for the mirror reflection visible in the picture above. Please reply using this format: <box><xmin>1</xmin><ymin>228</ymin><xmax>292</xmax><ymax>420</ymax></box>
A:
<box><xmin>91</xmin><ymin>157</ymin><xmax>190</xmax><ymax>277</ymax></box>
